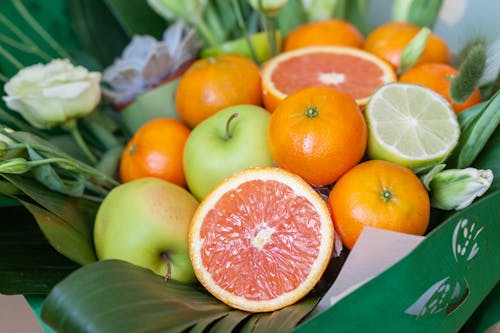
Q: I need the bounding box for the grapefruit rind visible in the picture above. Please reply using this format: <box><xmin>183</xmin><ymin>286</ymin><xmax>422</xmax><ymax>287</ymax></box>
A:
<box><xmin>261</xmin><ymin>46</ymin><xmax>396</xmax><ymax>111</ymax></box>
<box><xmin>365</xmin><ymin>83</ymin><xmax>460</xmax><ymax>172</ymax></box>
<box><xmin>189</xmin><ymin>167</ymin><xmax>334</xmax><ymax>312</ymax></box>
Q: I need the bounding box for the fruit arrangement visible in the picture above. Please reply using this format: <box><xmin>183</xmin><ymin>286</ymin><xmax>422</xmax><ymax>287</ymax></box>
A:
<box><xmin>0</xmin><ymin>0</ymin><xmax>498</xmax><ymax>332</ymax></box>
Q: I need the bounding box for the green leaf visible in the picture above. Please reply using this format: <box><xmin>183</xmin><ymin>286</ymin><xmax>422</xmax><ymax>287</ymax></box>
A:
<box><xmin>0</xmin><ymin>205</ymin><xmax>78</xmax><ymax>295</ymax></box>
<box><xmin>41</xmin><ymin>260</ymin><xmax>233</xmax><ymax>332</ymax></box>
<box><xmin>2</xmin><ymin>174</ymin><xmax>98</xmax><ymax>264</ymax></box>
<box><xmin>343</xmin><ymin>0</ymin><xmax>371</xmax><ymax>36</ymax></box>
<box><xmin>392</xmin><ymin>0</ymin><xmax>443</xmax><ymax>29</ymax></box>
<box><xmin>207</xmin><ymin>311</ymin><xmax>251</xmax><ymax>332</ymax></box>
<box><xmin>449</xmin><ymin>91</ymin><xmax>500</xmax><ymax>168</ymax></box>
<box><xmin>398</xmin><ymin>27</ymin><xmax>431</xmax><ymax>75</ymax></box>
<box><xmin>103</xmin><ymin>0</ymin><xmax>167</xmax><ymax>39</ymax></box>
<box><xmin>277</xmin><ymin>0</ymin><xmax>307</xmax><ymax>36</ymax></box>
<box><xmin>473</xmin><ymin>126</ymin><xmax>500</xmax><ymax>192</ymax></box>
<box><xmin>67</xmin><ymin>0</ymin><xmax>129</xmax><ymax>68</ymax></box>
<box><xmin>41</xmin><ymin>260</ymin><xmax>325</xmax><ymax>332</ymax></box>
<box><xmin>20</xmin><ymin>200</ymin><xmax>96</xmax><ymax>264</ymax></box>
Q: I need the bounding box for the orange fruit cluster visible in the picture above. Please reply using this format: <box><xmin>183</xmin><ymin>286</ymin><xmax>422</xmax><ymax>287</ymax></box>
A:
<box><xmin>114</xmin><ymin>17</ymin><xmax>486</xmax><ymax>313</ymax></box>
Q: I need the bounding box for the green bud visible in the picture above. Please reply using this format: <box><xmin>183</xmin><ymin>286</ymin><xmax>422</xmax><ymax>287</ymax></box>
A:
<box><xmin>0</xmin><ymin>158</ymin><xmax>30</xmax><ymax>174</ymax></box>
<box><xmin>429</xmin><ymin>168</ymin><xmax>493</xmax><ymax>210</ymax></box>
<box><xmin>248</xmin><ymin>0</ymin><xmax>288</xmax><ymax>16</ymax></box>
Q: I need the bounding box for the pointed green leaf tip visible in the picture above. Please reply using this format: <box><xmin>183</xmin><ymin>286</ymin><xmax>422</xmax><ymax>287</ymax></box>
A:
<box><xmin>398</xmin><ymin>26</ymin><xmax>431</xmax><ymax>75</ymax></box>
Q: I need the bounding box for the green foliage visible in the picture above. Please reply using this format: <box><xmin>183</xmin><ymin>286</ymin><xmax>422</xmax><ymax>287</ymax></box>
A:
<box><xmin>447</xmin><ymin>91</ymin><xmax>500</xmax><ymax>169</ymax></box>
<box><xmin>41</xmin><ymin>260</ymin><xmax>321</xmax><ymax>333</ymax></box>
<box><xmin>392</xmin><ymin>0</ymin><xmax>443</xmax><ymax>29</ymax></box>
<box><xmin>0</xmin><ymin>205</ymin><xmax>79</xmax><ymax>295</ymax></box>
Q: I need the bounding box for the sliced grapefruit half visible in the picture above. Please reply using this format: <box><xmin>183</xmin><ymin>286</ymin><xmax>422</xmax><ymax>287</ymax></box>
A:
<box><xmin>261</xmin><ymin>46</ymin><xmax>396</xmax><ymax>111</ymax></box>
<box><xmin>189</xmin><ymin>167</ymin><xmax>334</xmax><ymax>312</ymax></box>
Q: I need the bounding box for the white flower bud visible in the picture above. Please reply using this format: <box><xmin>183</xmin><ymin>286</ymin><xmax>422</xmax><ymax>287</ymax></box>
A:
<box><xmin>429</xmin><ymin>168</ymin><xmax>494</xmax><ymax>210</ymax></box>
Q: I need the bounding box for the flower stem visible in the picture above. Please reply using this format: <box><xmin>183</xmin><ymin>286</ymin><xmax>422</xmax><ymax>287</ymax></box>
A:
<box><xmin>194</xmin><ymin>18</ymin><xmax>220</xmax><ymax>48</ymax></box>
<box><xmin>262</xmin><ymin>15</ymin><xmax>278</xmax><ymax>57</ymax></box>
<box><xmin>63</xmin><ymin>119</ymin><xmax>98</xmax><ymax>165</ymax></box>
<box><xmin>231</xmin><ymin>0</ymin><xmax>259</xmax><ymax>63</ymax></box>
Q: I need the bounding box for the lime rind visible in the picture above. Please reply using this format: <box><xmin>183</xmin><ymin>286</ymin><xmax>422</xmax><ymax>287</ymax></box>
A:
<box><xmin>366</xmin><ymin>83</ymin><xmax>460</xmax><ymax>172</ymax></box>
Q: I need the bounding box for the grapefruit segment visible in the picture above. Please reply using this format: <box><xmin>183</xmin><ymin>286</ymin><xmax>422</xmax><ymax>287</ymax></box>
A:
<box><xmin>189</xmin><ymin>167</ymin><xmax>334</xmax><ymax>312</ymax></box>
<box><xmin>261</xmin><ymin>46</ymin><xmax>396</xmax><ymax>111</ymax></box>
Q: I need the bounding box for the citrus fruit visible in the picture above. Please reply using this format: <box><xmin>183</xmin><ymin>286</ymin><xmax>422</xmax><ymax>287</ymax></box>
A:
<box><xmin>261</xmin><ymin>46</ymin><xmax>396</xmax><ymax>111</ymax></box>
<box><xmin>399</xmin><ymin>62</ymin><xmax>482</xmax><ymax>114</ymax></box>
<box><xmin>200</xmin><ymin>31</ymin><xmax>282</xmax><ymax>64</ymax></box>
<box><xmin>364</xmin><ymin>21</ymin><xmax>450</xmax><ymax>69</ymax></box>
<box><xmin>365</xmin><ymin>83</ymin><xmax>460</xmax><ymax>172</ymax></box>
<box><xmin>283</xmin><ymin>19</ymin><xmax>364</xmax><ymax>52</ymax></box>
<box><xmin>268</xmin><ymin>86</ymin><xmax>367</xmax><ymax>186</ymax></box>
<box><xmin>175</xmin><ymin>54</ymin><xmax>262</xmax><ymax>128</ymax></box>
<box><xmin>328</xmin><ymin>159</ymin><xmax>430</xmax><ymax>249</ymax></box>
<box><xmin>119</xmin><ymin>118</ymin><xmax>190</xmax><ymax>187</ymax></box>
<box><xmin>189</xmin><ymin>167</ymin><xmax>334</xmax><ymax>312</ymax></box>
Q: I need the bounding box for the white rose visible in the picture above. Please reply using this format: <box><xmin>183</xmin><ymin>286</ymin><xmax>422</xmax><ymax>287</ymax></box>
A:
<box><xmin>3</xmin><ymin>59</ymin><xmax>101</xmax><ymax>129</ymax></box>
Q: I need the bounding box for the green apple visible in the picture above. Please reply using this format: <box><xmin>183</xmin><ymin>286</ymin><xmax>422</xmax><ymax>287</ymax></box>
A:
<box><xmin>94</xmin><ymin>177</ymin><xmax>198</xmax><ymax>283</ymax></box>
<box><xmin>183</xmin><ymin>104</ymin><xmax>274</xmax><ymax>200</ymax></box>
<box><xmin>199</xmin><ymin>31</ymin><xmax>282</xmax><ymax>64</ymax></box>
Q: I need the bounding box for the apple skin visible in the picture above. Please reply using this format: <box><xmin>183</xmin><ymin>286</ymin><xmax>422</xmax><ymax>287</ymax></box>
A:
<box><xmin>183</xmin><ymin>104</ymin><xmax>274</xmax><ymax>200</ymax></box>
<box><xmin>94</xmin><ymin>177</ymin><xmax>198</xmax><ymax>283</ymax></box>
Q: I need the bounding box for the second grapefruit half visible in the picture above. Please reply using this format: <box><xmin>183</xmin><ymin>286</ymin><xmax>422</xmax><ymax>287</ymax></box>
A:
<box><xmin>261</xmin><ymin>46</ymin><xmax>396</xmax><ymax>111</ymax></box>
<box><xmin>189</xmin><ymin>167</ymin><xmax>334</xmax><ymax>312</ymax></box>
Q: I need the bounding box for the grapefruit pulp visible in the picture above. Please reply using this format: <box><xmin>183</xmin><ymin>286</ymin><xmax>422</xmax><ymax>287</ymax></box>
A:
<box><xmin>261</xmin><ymin>46</ymin><xmax>396</xmax><ymax>111</ymax></box>
<box><xmin>189</xmin><ymin>167</ymin><xmax>335</xmax><ymax>312</ymax></box>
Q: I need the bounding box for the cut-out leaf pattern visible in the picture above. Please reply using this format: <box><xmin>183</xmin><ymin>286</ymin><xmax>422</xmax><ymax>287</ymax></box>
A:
<box><xmin>406</xmin><ymin>218</ymin><xmax>483</xmax><ymax>318</ymax></box>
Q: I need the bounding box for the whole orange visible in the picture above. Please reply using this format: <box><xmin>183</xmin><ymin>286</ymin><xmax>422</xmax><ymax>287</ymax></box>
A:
<box><xmin>364</xmin><ymin>21</ymin><xmax>450</xmax><ymax>69</ymax></box>
<box><xmin>119</xmin><ymin>118</ymin><xmax>191</xmax><ymax>187</ymax></box>
<box><xmin>268</xmin><ymin>86</ymin><xmax>367</xmax><ymax>186</ymax></box>
<box><xmin>399</xmin><ymin>62</ymin><xmax>482</xmax><ymax>114</ymax></box>
<box><xmin>284</xmin><ymin>19</ymin><xmax>364</xmax><ymax>51</ymax></box>
<box><xmin>175</xmin><ymin>54</ymin><xmax>262</xmax><ymax>128</ymax></box>
<box><xmin>328</xmin><ymin>160</ymin><xmax>430</xmax><ymax>250</ymax></box>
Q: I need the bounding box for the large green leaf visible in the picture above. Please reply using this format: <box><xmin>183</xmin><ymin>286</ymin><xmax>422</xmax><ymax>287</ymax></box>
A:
<box><xmin>67</xmin><ymin>0</ymin><xmax>129</xmax><ymax>68</ymax></box>
<box><xmin>3</xmin><ymin>174</ymin><xmax>98</xmax><ymax>264</ymax></box>
<box><xmin>0</xmin><ymin>205</ymin><xmax>78</xmax><ymax>295</ymax></box>
<box><xmin>41</xmin><ymin>260</ymin><xmax>323</xmax><ymax>333</ymax></box>
<box><xmin>103</xmin><ymin>0</ymin><xmax>167</xmax><ymax>39</ymax></box>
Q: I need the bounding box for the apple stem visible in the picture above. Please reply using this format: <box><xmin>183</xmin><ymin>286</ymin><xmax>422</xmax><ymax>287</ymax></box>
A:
<box><xmin>225</xmin><ymin>113</ymin><xmax>239</xmax><ymax>140</ymax></box>
<box><xmin>161</xmin><ymin>252</ymin><xmax>172</xmax><ymax>281</ymax></box>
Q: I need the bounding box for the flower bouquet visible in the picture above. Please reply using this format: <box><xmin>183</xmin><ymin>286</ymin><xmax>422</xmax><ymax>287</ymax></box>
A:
<box><xmin>0</xmin><ymin>0</ymin><xmax>499</xmax><ymax>332</ymax></box>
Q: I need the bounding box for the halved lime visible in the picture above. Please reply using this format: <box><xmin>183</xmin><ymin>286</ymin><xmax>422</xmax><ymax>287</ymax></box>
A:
<box><xmin>199</xmin><ymin>31</ymin><xmax>282</xmax><ymax>64</ymax></box>
<box><xmin>365</xmin><ymin>83</ymin><xmax>460</xmax><ymax>173</ymax></box>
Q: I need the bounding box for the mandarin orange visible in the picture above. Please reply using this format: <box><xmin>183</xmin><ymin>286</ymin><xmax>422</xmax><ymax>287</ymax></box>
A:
<box><xmin>175</xmin><ymin>54</ymin><xmax>262</xmax><ymax>128</ymax></box>
<box><xmin>328</xmin><ymin>160</ymin><xmax>430</xmax><ymax>249</ymax></box>
<box><xmin>364</xmin><ymin>21</ymin><xmax>450</xmax><ymax>69</ymax></box>
<box><xmin>284</xmin><ymin>19</ymin><xmax>364</xmax><ymax>51</ymax></box>
<box><xmin>119</xmin><ymin>118</ymin><xmax>190</xmax><ymax>187</ymax></box>
<box><xmin>399</xmin><ymin>62</ymin><xmax>482</xmax><ymax>114</ymax></box>
<box><xmin>268</xmin><ymin>86</ymin><xmax>367</xmax><ymax>186</ymax></box>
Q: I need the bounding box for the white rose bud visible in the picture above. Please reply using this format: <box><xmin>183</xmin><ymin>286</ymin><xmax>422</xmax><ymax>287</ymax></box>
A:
<box><xmin>429</xmin><ymin>168</ymin><xmax>494</xmax><ymax>210</ymax></box>
<box><xmin>3</xmin><ymin>59</ymin><xmax>101</xmax><ymax>129</ymax></box>
<box><xmin>248</xmin><ymin>0</ymin><xmax>288</xmax><ymax>16</ymax></box>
